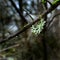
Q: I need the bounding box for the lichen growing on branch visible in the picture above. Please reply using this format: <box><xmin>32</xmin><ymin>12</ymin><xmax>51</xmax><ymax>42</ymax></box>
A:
<box><xmin>31</xmin><ymin>18</ymin><xmax>46</xmax><ymax>35</ymax></box>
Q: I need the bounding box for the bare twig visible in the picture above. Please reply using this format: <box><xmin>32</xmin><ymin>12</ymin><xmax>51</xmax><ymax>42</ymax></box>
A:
<box><xmin>0</xmin><ymin>44</ymin><xmax>20</xmax><ymax>53</ymax></box>
<box><xmin>23</xmin><ymin>8</ymin><xmax>34</xmax><ymax>20</ymax></box>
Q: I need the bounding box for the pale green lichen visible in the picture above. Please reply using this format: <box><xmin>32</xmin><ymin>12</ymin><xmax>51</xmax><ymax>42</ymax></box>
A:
<box><xmin>31</xmin><ymin>18</ymin><xmax>46</xmax><ymax>35</ymax></box>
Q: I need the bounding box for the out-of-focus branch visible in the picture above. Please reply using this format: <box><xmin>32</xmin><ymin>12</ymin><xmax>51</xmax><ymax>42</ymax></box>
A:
<box><xmin>42</xmin><ymin>0</ymin><xmax>48</xmax><ymax>60</ymax></box>
<box><xmin>9</xmin><ymin>0</ymin><xmax>27</xmax><ymax>23</ymax></box>
<box><xmin>18</xmin><ymin>0</ymin><xmax>23</xmax><ymax>14</ymax></box>
<box><xmin>23</xmin><ymin>8</ymin><xmax>34</xmax><ymax>20</ymax></box>
<box><xmin>0</xmin><ymin>44</ymin><xmax>20</xmax><ymax>53</ymax></box>
<box><xmin>47</xmin><ymin>1</ymin><xmax>52</xmax><ymax>6</ymax></box>
<box><xmin>0</xmin><ymin>1</ymin><xmax>60</xmax><ymax>43</ymax></box>
<box><xmin>47</xmin><ymin>13</ymin><xmax>60</xmax><ymax>30</ymax></box>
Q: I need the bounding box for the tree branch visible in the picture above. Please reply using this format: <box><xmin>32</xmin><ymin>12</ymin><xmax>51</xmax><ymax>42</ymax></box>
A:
<box><xmin>47</xmin><ymin>13</ymin><xmax>60</xmax><ymax>30</ymax></box>
<box><xmin>0</xmin><ymin>1</ymin><xmax>60</xmax><ymax>43</ymax></box>
<box><xmin>9</xmin><ymin>0</ymin><xmax>27</xmax><ymax>23</ymax></box>
<box><xmin>0</xmin><ymin>44</ymin><xmax>19</xmax><ymax>53</ymax></box>
<box><xmin>42</xmin><ymin>0</ymin><xmax>48</xmax><ymax>60</ymax></box>
<box><xmin>47</xmin><ymin>1</ymin><xmax>52</xmax><ymax>6</ymax></box>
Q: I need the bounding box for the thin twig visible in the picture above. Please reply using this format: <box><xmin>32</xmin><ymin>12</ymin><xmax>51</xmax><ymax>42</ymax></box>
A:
<box><xmin>0</xmin><ymin>44</ymin><xmax>20</xmax><ymax>53</ymax></box>
<box><xmin>23</xmin><ymin>8</ymin><xmax>34</xmax><ymax>20</ymax></box>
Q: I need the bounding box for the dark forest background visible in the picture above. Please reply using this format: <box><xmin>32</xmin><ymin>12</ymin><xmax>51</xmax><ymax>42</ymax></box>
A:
<box><xmin>0</xmin><ymin>0</ymin><xmax>60</xmax><ymax>60</ymax></box>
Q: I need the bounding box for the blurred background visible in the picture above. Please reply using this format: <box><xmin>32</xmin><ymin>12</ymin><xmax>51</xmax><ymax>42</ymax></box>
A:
<box><xmin>0</xmin><ymin>0</ymin><xmax>60</xmax><ymax>60</ymax></box>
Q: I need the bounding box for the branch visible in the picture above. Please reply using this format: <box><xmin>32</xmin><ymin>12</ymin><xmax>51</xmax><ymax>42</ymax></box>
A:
<box><xmin>42</xmin><ymin>0</ymin><xmax>48</xmax><ymax>60</ymax></box>
<box><xmin>23</xmin><ymin>8</ymin><xmax>34</xmax><ymax>20</ymax></box>
<box><xmin>0</xmin><ymin>1</ymin><xmax>60</xmax><ymax>43</ymax></box>
<box><xmin>47</xmin><ymin>13</ymin><xmax>60</xmax><ymax>30</ymax></box>
<box><xmin>47</xmin><ymin>1</ymin><xmax>52</xmax><ymax>6</ymax></box>
<box><xmin>0</xmin><ymin>44</ymin><xmax>19</xmax><ymax>53</ymax></box>
<box><xmin>9</xmin><ymin>0</ymin><xmax>27</xmax><ymax>23</ymax></box>
<box><xmin>18</xmin><ymin>0</ymin><xmax>23</xmax><ymax>13</ymax></box>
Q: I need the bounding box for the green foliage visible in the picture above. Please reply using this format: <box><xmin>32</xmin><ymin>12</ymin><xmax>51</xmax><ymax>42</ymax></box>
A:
<box><xmin>52</xmin><ymin>0</ymin><xmax>60</xmax><ymax>5</ymax></box>
<box><xmin>31</xmin><ymin>18</ymin><xmax>46</xmax><ymax>35</ymax></box>
<box><xmin>42</xmin><ymin>0</ymin><xmax>60</xmax><ymax>6</ymax></box>
<box><xmin>41</xmin><ymin>0</ymin><xmax>46</xmax><ymax>4</ymax></box>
